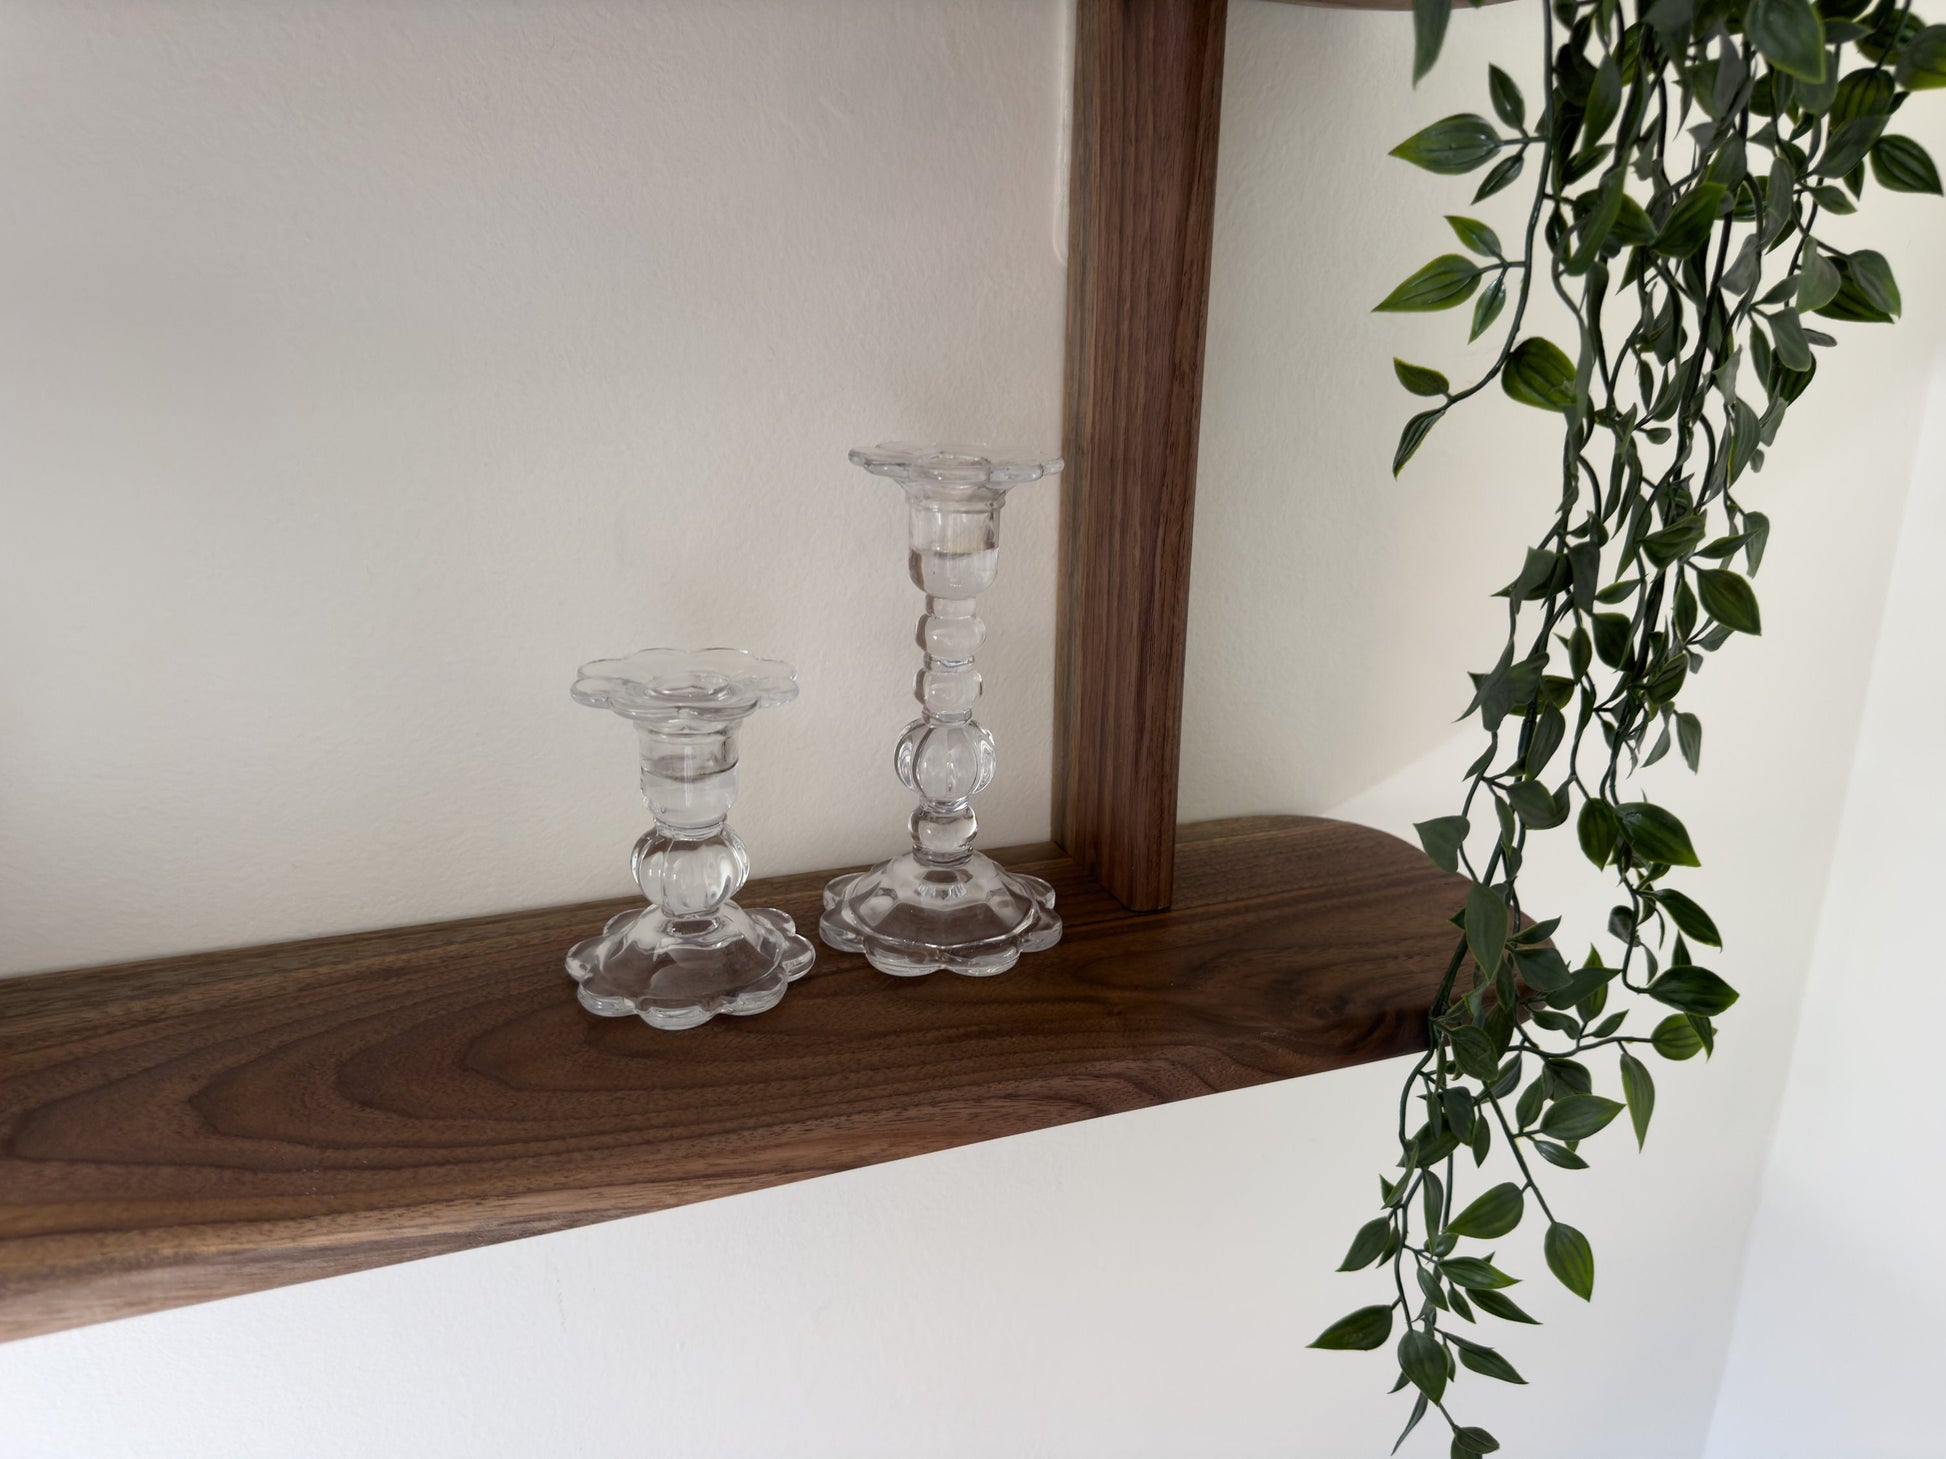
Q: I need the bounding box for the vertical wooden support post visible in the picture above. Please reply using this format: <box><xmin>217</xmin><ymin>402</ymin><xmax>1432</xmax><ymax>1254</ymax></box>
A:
<box><xmin>1053</xmin><ymin>0</ymin><xmax>1229</xmax><ymax>911</ymax></box>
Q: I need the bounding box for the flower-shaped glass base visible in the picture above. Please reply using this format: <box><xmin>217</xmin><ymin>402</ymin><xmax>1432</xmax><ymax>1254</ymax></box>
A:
<box><xmin>820</xmin><ymin>851</ymin><xmax>1061</xmax><ymax>977</ymax></box>
<box><xmin>568</xmin><ymin>903</ymin><xmax>815</xmax><ymax>1030</ymax></box>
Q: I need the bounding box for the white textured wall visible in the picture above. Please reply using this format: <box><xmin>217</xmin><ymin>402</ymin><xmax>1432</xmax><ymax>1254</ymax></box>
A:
<box><xmin>3</xmin><ymin>2</ymin><xmax>1944</xmax><ymax>1457</ymax></box>
<box><xmin>1703</xmin><ymin>363</ymin><xmax>1946</xmax><ymax>1459</ymax></box>
<box><xmin>0</xmin><ymin>0</ymin><xmax>1069</xmax><ymax>977</ymax></box>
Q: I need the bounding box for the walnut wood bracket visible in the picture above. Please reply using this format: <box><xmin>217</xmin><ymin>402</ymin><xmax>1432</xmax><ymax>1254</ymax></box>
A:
<box><xmin>1053</xmin><ymin>0</ymin><xmax>1229</xmax><ymax>911</ymax></box>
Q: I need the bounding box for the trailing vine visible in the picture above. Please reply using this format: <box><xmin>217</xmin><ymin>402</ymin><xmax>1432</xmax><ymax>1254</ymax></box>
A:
<box><xmin>1310</xmin><ymin>0</ymin><xmax>1944</xmax><ymax>1451</ymax></box>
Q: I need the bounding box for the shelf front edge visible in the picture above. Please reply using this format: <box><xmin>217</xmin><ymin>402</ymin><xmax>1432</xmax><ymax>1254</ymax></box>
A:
<box><xmin>0</xmin><ymin>815</ymin><xmax>1460</xmax><ymax>1343</ymax></box>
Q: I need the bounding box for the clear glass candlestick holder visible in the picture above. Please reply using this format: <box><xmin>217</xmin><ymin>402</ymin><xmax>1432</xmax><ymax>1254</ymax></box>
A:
<box><xmin>820</xmin><ymin>444</ymin><xmax>1063</xmax><ymax>976</ymax></box>
<box><xmin>566</xmin><ymin>647</ymin><xmax>814</xmax><ymax>1029</ymax></box>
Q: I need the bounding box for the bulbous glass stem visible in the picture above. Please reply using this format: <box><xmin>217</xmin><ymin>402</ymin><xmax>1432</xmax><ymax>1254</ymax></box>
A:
<box><xmin>631</xmin><ymin>722</ymin><xmax>750</xmax><ymax>929</ymax></box>
<box><xmin>900</xmin><ymin>495</ymin><xmax>1000</xmax><ymax>865</ymax></box>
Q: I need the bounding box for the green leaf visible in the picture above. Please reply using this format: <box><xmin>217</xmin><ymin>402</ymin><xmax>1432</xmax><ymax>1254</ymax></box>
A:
<box><xmin>1690</xmin><ymin>1013</ymin><xmax>1717</xmax><ymax>1058</ymax></box>
<box><xmin>1811</xmin><ymin>183</ymin><xmax>1857</xmax><ymax>216</ymax></box>
<box><xmin>1488</xmin><ymin>65</ymin><xmax>1525</xmax><ymax>129</ymax></box>
<box><xmin>1745</xmin><ymin>0</ymin><xmax>1827</xmax><ymax>82</ymax></box>
<box><xmin>1745</xmin><ymin>512</ymin><xmax>1770</xmax><ymax>574</ymax></box>
<box><xmin>1502</xmin><ymin>337</ymin><xmax>1578</xmax><ymax>411</ymax></box>
<box><xmin>1770</xmin><ymin>308</ymin><xmax>1814</xmax><ymax>372</ymax></box>
<box><xmin>1652</xmin><ymin>1012</ymin><xmax>1706</xmax><ymax>1060</ymax></box>
<box><xmin>1648</xmin><ymin>965</ymin><xmax>1741</xmax><ymax>1015</ymax></box>
<box><xmin>1399</xmin><ymin>1328</ymin><xmax>1447</xmax><ymax>1401</ymax></box>
<box><xmin>1525</xmin><ymin>708</ymin><xmax>1566</xmax><ymax>777</ymax></box>
<box><xmin>1338</xmin><ymin>1216</ymin><xmax>1394</xmax><ymax>1272</ymax></box>
<box><xmin>1832</xmin><ymin>68</ymin><xmax>1894</xmax><ymax>130</ymax></box>
<box><xmin>1540</xmin><ymin>1094</ymin><xmax>1625</xmax><ymax>1141</ymax></box>
<box><xmin>1822</xmin><ymin>70</ymin><xmax>1893</xmax><ymax>175</ymax></box>
<box><xmin>1583</xmin><ymin>56</ymin><xmax>1622</xmax><ymax>145</ymax></box>
<box><xmin>1616</xmin><ymin>801</ymin><xmax>1700</xmax><ymax>866</ymax></box>
<box><xmin>1415</xmin><ymin>815</ymin><xmax>1470</xmax><ymax>874</ymax></box>
<box><xmin>1472</xmin><ymin>151</ymin><xmax>1525</xmax><ymax>203</ymax></box>
<box><xmin>1821</xmin><ymin>115</ymin><xmax>1882</xmax><ymax>178</ymax></box>
<box><xmin>1393</xmin><ymin>1393</ymin><xmax>1430</xmax><ymax>1455</ymax></box>
<box><xmin>1375</xmin><ymin>255</ymin><xmax>1482</xmax><ymax>313</ymax></box>
<box><xmin>1653</xmin><ymin>183</ymin><xmax>1726</xmax><ymax>258</ymax></box>
<box><xmin>1457</xmin><ymin>1344</ymin><xmax>1527</xmax><ymax>1385</ymax></box>
<box><xmin>1697</xmin><ymin>567</ymin><xmax>1762</xmax><ymax>634</ymax></box>
<box><xmin>1798</xmin><ymin>245</ymin><xmax>1842</xmax><ymax>313</ymax></box>
<box><xmin>1619</xmin><ymin>1050</ymin><xmax>1656</xmax><ymax>1149</ymax></box>
<box><xmin>1469</xmin><ymin>1288</ymin><xmax>1540</xmax><ymax>1324</ymax></box>
<box><xmin>1544</xmin><ymin>1222</ymin><xmax>1595</xmax><ymax>1300</ymax></box>
<box><xmin>1813</xmin><ymin>257</ymin><xmax>1897</xmax><ymax>323</ymax></box>
<box><xmin>1870</xmin><ymin>135</ymin><xmax>1943</xmax><ymax>195</ymax></box>
<box><xmin>1576</xmin><ymin>799</ymin><xmax>1619</xmax><ymax>871</ymax></box>
<box><xmin>1447</xmin><ymin>1182</ymin><xmax>1525</xmax><ymax>1240</ymax></box>
<box><xmin>1613</xmin><ymin>191</ymin><xmax>1657</xmax><ymax>246</ymax></box>
<box><xmin>1310</xmin><ymin>1304</ymin><xmax>1395</xmax><ymax>1350</ymax></box>
<box><xmin>1416</xmin><ymin>1262</ymin><xmax>1448</xmax><ymax>1313</ymax></box>
<box><xmin>1721</xmin><ymin>234</ymin><xmax>1762</xmax><ymax>298</ymax></box>
<box><xmin>1470</xmin><ymin>273</ymin><xmax>1508</xmax><ymax>342</ymax></box>
<box><xmin>1411</xmin><ymin>0</ymin><xmax>1449</xmax><ymax>83</ymax></box>
<box><xmin>1391</xmin><ymin>114</ymin><xmax>1502</xmax><ymax>175</ymax></box>
<box><xmin>1542</xmin><ymin>1058</ymin><xmax>1592</xmax><ymax>1097</ymax></box>
<box><xmin>1439</xmin><ymin>1256</ymin><xmax>1519</xmax><ymax>1290</ymax></box>
<box><xmin>1847</xmin><ymin>249</ymin><xmax>1902</xmax><ymax>318</ymax></box>
<box><xmin>1591</xmin><ymin>611</ymin><xmax>1631</xmax><ymax>669</ymax></box>
<box><xmin>1465</xmin><ymin>883</ymin><xmax>1509</xmax><ymax>977</ymax></box>
<box><xmin>1447</xmin><ymin>215</ymin><xmax>1504</xmax><ymax>258</ymax></box>
<box><xmin>1395</xmin><ymin>359</ymin><xmax>1451</xmax><ymax>396</ymax></box>
<box><xmin>1532</xmin><ymin>1138</ymin><xmax>1588</xmax><ymax>1169</ymax></box>
<box><xmin>1442</xmin><ymin>1087</ymin><xmax>1475</xmax><ymax>1143</ymax></box>
<box><xmin>1394</xmin><ymin>406</ymin><xmax>1446</xmax><ymax>477</ymax></box>
<box><xmin>1567</xmin><ymin>169</ymin><xmax>1627</xmax><ymax>275</ymax></box>
<box><xmin>1507</xmin><ymin>778</ymin><xmax>1566</xmax><ymax>830</ymax></box>
<box><xmin>1642</xmin><ymin>514</ymin><xmax>1706</xmax><ymax>569</ymax></box>
<box><xmin>1450</xmin><ymin>1025</ymin><xmax>1501</xmax><ymax>1081</ymax></box>
<box><xmin>1655</xmin><ymin>887</ymin><xmax>1721</xmax><ymax>945</ymax></box>
<box><xmin>1900</xmin><ymin>26</ymin><xmax>1946</xmax><ymax>90</ymax></box>
<box><xmin>1676</xmin><ymin>712</ymin><xmax>1704</xmax><ymax>774</ymax></box>
<box><xmin>1454</xmin><ymin>1425</ymin><xmax>1502</xmax><ymax>1453</ymax></box>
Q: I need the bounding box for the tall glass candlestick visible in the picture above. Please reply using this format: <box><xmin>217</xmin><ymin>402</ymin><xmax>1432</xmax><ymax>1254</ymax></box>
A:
<box><xmin>820</xmin><ymin>444</ymin><xmax>1063</xmax><ymax>976</ymax></box>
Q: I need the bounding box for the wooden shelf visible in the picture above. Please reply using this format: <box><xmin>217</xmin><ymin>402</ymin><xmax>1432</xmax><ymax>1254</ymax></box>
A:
<box><xmin>0</xmin><ymin>815</ymin><xmax>1460</xmax><ymax>1343</ymax></box>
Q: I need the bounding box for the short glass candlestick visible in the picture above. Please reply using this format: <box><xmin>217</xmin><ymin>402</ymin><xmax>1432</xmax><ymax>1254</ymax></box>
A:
<box><xmin>820</xmin><ymin>444</ymin><xmax>1063</xmax><ymax>976</ymax></box>
<box><xmin>566</xmin><ymin>648</ymin><xmax>814</xmax><ymax>1029</ymax></box>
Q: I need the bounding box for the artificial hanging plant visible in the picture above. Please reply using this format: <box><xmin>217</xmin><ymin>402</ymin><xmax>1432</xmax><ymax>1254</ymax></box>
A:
<box><xmin>1310</xmin><ymin>0</ymin><xmax>1944</xmax><ymax>1451</ymax></box>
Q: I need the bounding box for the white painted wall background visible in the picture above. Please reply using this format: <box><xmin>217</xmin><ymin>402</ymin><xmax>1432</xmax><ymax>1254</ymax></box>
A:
<box><xmin>0</xmin><ymin>0</ymin><xmax>1069</xmax><ymax>977</ymax></box>
<box><xmin>1</xmin><ymin>2</ymin><xmax>1942</xmax><ymax>1456</ymax></box>
<box><xmin>1703</xmin><ymin>363</ymin><xmax>1946</xmax><ymax>1459</ymax></box>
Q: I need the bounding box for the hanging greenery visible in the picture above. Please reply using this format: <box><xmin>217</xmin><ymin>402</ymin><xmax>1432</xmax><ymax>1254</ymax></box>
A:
<box><xmin>1313</xmin><ymin>0</ymin><xmax>1943</xmax><ymax>1451</ymax></box>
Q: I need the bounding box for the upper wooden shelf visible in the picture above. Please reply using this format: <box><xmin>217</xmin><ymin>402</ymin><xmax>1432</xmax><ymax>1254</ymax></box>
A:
<box><xmin>0</xmin><ymin>815</ymin><xmax>1460</xmax><ymax>1343</ymax></box>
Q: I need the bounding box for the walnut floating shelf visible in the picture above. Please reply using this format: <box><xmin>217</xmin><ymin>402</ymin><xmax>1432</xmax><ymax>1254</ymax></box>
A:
<box><xmin>0</xmin><ymin>815</ymin><xmax>1460</xmax><ymax>1343</ymax></box>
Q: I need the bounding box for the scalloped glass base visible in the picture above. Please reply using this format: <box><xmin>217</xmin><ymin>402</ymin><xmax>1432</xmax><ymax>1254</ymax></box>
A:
<box><xmin>567</xmin><ymin>904</ymin><xmax>815</xmax><ymax>1030</ymax></box>
<box><xmin>819</xmin><ymin>852</ymin><xmax>1061</xmax><ymax>976</ymax></box>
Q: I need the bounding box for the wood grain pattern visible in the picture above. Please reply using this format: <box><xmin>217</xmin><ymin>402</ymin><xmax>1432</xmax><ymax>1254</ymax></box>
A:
<box><xmin>1053</xmin><ymin>0</ymin><xmax>1229</xmax><ymax>911</ymax></box>
<box><xmin>0</xmin><ymin>816</ymin><xmax>1461</xmax><ymax>1343</ymax></box>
